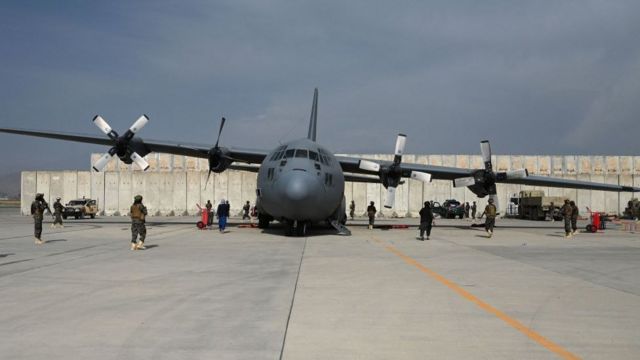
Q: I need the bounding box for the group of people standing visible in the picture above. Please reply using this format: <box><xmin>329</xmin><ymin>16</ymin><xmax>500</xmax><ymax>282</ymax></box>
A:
<box><xmin>205</xmin><ymin>199</ymin><xmax>234</xmax><ymax>233</ymax></box>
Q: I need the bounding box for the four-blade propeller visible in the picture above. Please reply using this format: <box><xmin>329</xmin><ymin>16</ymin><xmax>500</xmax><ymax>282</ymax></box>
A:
<box><xmin>452</xmin><ymin>140</ymin><xmax>529</xmax><ymax>209</ymax></box>
<box><xmin>91</xmin><ymin>115</ymin><xmax>150</xmax><ymax>172</ymax></box>
<box><xmin>358</xmin><ymin>134</ymin><xmax>432</xmax><ymax>209</ymax></box>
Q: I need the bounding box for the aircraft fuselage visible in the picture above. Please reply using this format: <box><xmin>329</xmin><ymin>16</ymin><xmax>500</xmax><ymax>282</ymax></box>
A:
<box><xmin>256</xmin><ymin>138</ymin><xmax>345</xmax><ymax>223</ymax></box>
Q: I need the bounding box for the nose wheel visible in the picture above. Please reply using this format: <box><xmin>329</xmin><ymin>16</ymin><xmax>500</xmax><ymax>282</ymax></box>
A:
<box><xmin>286</xmin><ymin>220</ymin><xmax>308</xmax><ymax>237</ymax></box>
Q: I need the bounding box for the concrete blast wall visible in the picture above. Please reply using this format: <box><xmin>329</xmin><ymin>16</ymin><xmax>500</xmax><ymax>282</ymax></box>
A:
<box><xmin>21</xmin><ymin>154</ymin><xmax>640</xmax><ymax>217</ymax></box>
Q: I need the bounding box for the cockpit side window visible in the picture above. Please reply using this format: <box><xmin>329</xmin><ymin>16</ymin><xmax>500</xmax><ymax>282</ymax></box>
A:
<box><xmin>309</xmin><ymin>151</ymin><xmax>319</xmax><ymax>162</ymax></box>
<box><xmin>284</xmin><ymin>149</ymin><xmax>295</xmax><ymax>158</ymax></box>
<box><xmin>295</xmin><ymin>149</ymin><xmax>308</xmax><ymax>158</ymax></box>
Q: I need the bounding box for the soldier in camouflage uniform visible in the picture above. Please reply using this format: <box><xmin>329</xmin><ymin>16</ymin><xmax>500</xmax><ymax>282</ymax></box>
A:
<box><xmin>570</xmin><ymin>200</ymin><xmax>579</xmax><ymax>235</ymax></box>
<box><xmin>31</xmin><ymin>193</ymin><xmax>52</xmax><ymax>244</ymax></box>
<box><xmin>560</xmin><ymin>199</ymin><xmax>573</xmax><ymax>238</ymax></box>
<box><xmin>130</xmin><ymin>195</ymin><xmax>148</xmax><ymax>250</ymax></box>
<box><xmin>483</xmin><ymin>198</ymin><xmax>497</xmax><ymax>238</ymax></box>
<box><xmin>52</xmin><ymin>197</ymin><xmax>64</xmax><ymax>228</ymax></box>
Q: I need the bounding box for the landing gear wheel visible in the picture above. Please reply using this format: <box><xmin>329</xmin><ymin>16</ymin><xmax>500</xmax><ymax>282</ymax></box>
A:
<box><xmin>586</xmin><ymin>224</ymin><xmax>594</xmax><ymax>232</ymax></box>
<box><xmin>295</xmin><ymin>222</ymin><xmax>307</xmax><ymax>237</ymax></box>
<box><xmin>90</xmin><ymin>214</ymin><xmax>95</xmax><ymax>219</ymax></box>
<box><xmin>258</xmin><ymin>214</ymin><xmax>270</xmax><ymax>229</ymax></box>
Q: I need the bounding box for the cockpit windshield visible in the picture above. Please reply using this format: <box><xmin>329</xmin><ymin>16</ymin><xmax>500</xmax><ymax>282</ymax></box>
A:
<box><xmin>295</xmin><ymin>149</ymin><xmax>308</xmax><ymax>158</ymax></box>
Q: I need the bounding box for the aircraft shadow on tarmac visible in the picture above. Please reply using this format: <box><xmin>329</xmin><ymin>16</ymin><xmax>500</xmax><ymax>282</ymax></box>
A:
<box><xmin>0</xmin><ymin>253</ymin><xmax>15</xmax><ymax>258</ymax></box>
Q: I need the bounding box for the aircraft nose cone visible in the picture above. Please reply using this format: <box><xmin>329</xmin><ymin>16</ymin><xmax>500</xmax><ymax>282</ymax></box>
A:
<box><xmin>283</xmin><ymin>172</ymin><xmax>313</xmax><ymax>202</ymax></box>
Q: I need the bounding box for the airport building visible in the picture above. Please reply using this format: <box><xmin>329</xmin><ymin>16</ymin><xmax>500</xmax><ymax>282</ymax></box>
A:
<box><xmin>20</xmin><ymin>153</ymin><xmax>640</xmax><ymax>217</ymax></box>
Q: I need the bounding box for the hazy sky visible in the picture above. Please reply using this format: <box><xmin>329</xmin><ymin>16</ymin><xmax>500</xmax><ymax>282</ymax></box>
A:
<box><xmin>1</xmin><ymin>1</ymin><xmax>639</xmax><ymax>176</ymax></box>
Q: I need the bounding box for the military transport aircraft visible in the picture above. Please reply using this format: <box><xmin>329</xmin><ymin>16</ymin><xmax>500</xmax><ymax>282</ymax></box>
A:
<box><xmin>1</xmin><ymin>88</ymin><xmax>638</xmax><ymax>236</ymax></box>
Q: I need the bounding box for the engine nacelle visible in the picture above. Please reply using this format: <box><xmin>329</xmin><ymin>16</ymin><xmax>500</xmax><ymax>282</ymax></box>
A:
<box><xmin>116</xmin><ymin>137</ymin><xmax>150</xmax><ymax>164</ymax></box>
<box><xmin>208</xmin><ymin>147</ymin><xmax>232</xmax><ymax>173</ymax></box>
<box><xmin>467</xmin><ymin>169</ymin><xmax>495</xmax><ymax>198</ymax></box>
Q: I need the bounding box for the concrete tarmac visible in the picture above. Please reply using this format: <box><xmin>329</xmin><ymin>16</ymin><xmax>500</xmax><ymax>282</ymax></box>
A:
<box><xmin>1</xmin><ymin>209</ymin><xmax>639</xmax><ymax>359</ymax></box>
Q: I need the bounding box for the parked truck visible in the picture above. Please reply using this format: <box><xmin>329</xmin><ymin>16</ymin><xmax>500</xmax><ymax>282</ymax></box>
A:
<box><xmin>624</xmin><ymin>198</ymin><xmax>640</xmax><ymax>219</ymax></box>
<box><xmin>513</xmin><ymin>190</ymin><xmax>565</xmax><ymax>221</ymax></box>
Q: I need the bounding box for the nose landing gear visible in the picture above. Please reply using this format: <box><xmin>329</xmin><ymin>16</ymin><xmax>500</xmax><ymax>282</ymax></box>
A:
<box><xmin>286</xmin><ymin>220</ymin><xmax>308</xmax><ymax>237</ymax></box>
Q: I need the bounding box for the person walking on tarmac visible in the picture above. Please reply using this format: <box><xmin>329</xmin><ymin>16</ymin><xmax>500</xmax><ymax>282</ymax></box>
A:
<box><xmin>52</xmin><ymin>197</ymin><xmax>64</xmax><ymax>228</ymax></box>
<box><xmin>130</xmin><ymin>195</ymin><xmax>148</xmax><ymax>250</ymax></box>
<box><xmin>483</xmin><ymin>198</ymin><xmax>497</xmax><ymax>237</ymax></box>
<box><xmin>217</xmin><ymin>199</ymin><xmax>230</xmax><ymax>233</ymax></box>
<box><xmin>31</xmin><ymin>193</ymin><xmax>52</xmax><ymax>244</ymax></box>
<box><xmin>205</xmin><ymin>200</ymin><xmax>213</xmax><ymax>228</ymax></box>
<box><xmin>471</xmin><ymin>201</ymin><xmax>477</xmax><ymax>219</ymax></box>
<box><xmin>570</xmin><ymin>200</ymin><xmax>579</xmax><ymax>235</ymax></box>
<box><xmin>242</xmin><ymin>201</ymin><xmax>251</xmax><ymax>220</ymax></box>
<box><xmin>560</xmin><ymin>199</ymin><xmax>573</xmax><ymax>238</ymax></box>
<box><xmin>418</xmin><ymin>202</ymin><xmax>435</xmax><ymax>240</ymax></box>
<box><xmin>349</xmin><ymin>200</ymin><xmax>356</xmax><ymax>220</ymax></box>
<box><xmin>367</xmin><ymin>201</ymin><xmax>377</xmax><ymax>230</ymax></box>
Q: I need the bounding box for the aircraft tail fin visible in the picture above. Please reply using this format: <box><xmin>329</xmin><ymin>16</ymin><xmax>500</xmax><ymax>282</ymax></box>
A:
<box><xmin>307</xmin><ymin>88</ymin><xmax>318</xmax><ymax>141</ymax></box>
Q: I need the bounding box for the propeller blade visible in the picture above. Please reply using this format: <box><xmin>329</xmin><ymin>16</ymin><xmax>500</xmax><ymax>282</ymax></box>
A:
<box><xmin>129</xmin><ymin>114</ymin><xmax>149</xmax><ymax>134</ymax></box>
<box><xmin>454</xmin><ymin>176</ymin><xmax>476</xmax><ymax>188</ymax></box>
<box><xmin>504</xmin><ymin>168</ymin><xmax>528</xmax><ymax>179</ymax></box>
<box><xmin>410</xmin><ymin>171</ymin><xmax>432</xmax><ymax>183</ymax></box>
<box><xmin>93</xmin><ymin>115</ymin><xmax>117</xmax><ymax>140</ymax></box>
<box><xmin>359</xmin><ymin>160</ymin><xmax>381</xmax><ymax>172</ymax></box>
<box><xmin>130</xmin><ymin>152</ymin><xmax>150</xmax><ymax>171</ymax></box>
<box><xmin>384</xmin><ymin>186</ymin><xmax>396</xmax><ymax>208</ymax></box>
<box><xmin>394</xmin><ymin>133</ymin><xmax>407</xmax><ymax>160</ymax></box>
<box><xmin>92</xmin><ymin>148</ymin><xmax>117</xmax><ymax>172</ymax></box>
<box><xmin>214</xmin><ymin>117</ymin><xmax>226</xmax><ymax>149</ymax></box>
<box><xmin>480</xmin><ymin>140</ymin><xmax>492</xmax><ymax>170</ymax></box>
<box><xmin>204</xmin><ymin>170</ymin><xmax>212</xmax><ymax>190</ymax></box>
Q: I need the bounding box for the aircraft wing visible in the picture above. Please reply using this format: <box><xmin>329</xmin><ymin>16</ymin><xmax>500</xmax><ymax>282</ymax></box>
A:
<box><xmin>336</xmin><ymin>156</ymin><xmax>473</xmax><ymax>180</ymax></box>
<box><xmin>500</xmin><ymin>175</ymin><xmax>639</xmax><ymax>192</ymax></box>
<box><xmin>336</xmin><ymin>155</ymin><xmax>640</xmax><ymax>192</ymax></box>
<box><xmin>0</xmin><ymin>128</ymin><xmax>269</xmax><ymax>164</ymax></box>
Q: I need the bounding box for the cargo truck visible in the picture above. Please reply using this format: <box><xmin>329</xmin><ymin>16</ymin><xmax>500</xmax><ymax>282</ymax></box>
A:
<box><xmin>513</xmin><ymin>190</ymin><xmax>565</xmax><ymax>221</ymax></box>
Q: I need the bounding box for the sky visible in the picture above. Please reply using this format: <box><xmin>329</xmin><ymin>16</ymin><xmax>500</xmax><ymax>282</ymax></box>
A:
<box><xmin>1</xmin><ymin>0</ymin><xmax>639</xmax><ymax>177</ymax></box>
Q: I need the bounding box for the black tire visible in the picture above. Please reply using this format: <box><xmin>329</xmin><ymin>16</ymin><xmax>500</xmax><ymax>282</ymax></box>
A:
<box><xmin>258</xmin><ymin>214</ymin><xmax>270</xmax><ymax>229</ymax></box>
<box><xmin>295</xmin><ymin>223</ymin><xmax>307</xmax><ymax>237</ymax></box>
<box><xmin>63</xmin><ymin>215</ymin><xmax>67</xmax><ymax>220</ymax></box>
<box><xmin>90</xmin><ymin>214</ymin><xmax>95</xmax><ymax>219</ymax></box>
<box><xmin>586</xmin><ymin>224</ymin><xmax>593</xmax><ymax>232</ymax></box>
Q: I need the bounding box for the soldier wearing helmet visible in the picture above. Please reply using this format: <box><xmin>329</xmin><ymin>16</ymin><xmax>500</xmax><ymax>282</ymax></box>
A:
<box><xmin>130</xmin><ymin>195</ymin><xmax>148</xmax><ymax>250</ymax></box>
<box><xmin>483</xmin><ymin>198</ymin><xmax>497</xmax><ymax>238</ymax></box>
<box><xmin>561</xmin><ymin>199</ymin><xmax>573</xmax><ymax>238</ymax></box>
<box><xmin>52</xmin><ymin>197</ymin><xmax>64</xmax><ymax>228</ymax></box>
<box><xmin>31</xmin><ymin>193</ymin><xmax>52</xmax><ymax>244</ymax></box>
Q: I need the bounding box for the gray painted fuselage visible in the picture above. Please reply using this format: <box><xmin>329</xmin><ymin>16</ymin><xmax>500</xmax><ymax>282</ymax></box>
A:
<box><xmin>256</xmin><ymin>138</ymin><xmax>345</xmax><ymax>223</ymax></box>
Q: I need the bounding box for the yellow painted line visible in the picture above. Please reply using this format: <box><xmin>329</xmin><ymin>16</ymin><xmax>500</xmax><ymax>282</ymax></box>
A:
<box><xmin>374</xmin><ymin>237</ymin><xmax>581</xmax><ymax>360</ymax></box>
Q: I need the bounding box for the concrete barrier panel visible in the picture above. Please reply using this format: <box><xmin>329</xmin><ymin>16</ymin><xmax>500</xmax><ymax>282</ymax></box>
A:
<box><xmin>142</xmin><ymin>172</ymin><xmax>160</xmax><ymax>215</ymax></box>
<box><xmin>214</xmin><ymin>172</ymin><xmax>229</xmax><ymax>205</ymax></box>
<box><xmin>620</xmin><ymin>156</ymin><xmax>632</xmax><ymax>175</ymax></box>
<box><xmin>63</xmin><ymin>171</ymin><xmax>78</xmax><ymax>201</ymax></box>
<box><xmin>496</xmin><ymin>156</ymin><xmax>510</xmax><ymax>172</ymax></box>
<box><xmin>199</xmin><ymin>159</ymin><xmax>208</xmax><ymax>172</ymax></box>
<box><xmin>227</xmin><ymin>171</ymin><xmax>243</xmax><ymax>215</ymax></box>
<box><xmin>592</xmin><ymin>156</ymin><xmax>604</xmax><ymax>176</ymax></box>
<box><xmin>456</xmin><ymin>155</ymin><xmax>470</xmax><ymax>169</ymax></box>
<box><xmin>552</xmin><ymin>156</ymin><xmax>563</xmax><ymax>176</ymax></box>
<box><xmin>173</xmin><ymin>155</ymin><xmax>185</xmax><ymax>172</ymax></box>
<box><xmin>186</xmin><ymin>171</ymin><xmax>201</xmax><ymax>215</ymax></box>
<box><xmin>104</xmin><ymin>172</ymin><xmax>119</xmax><ymax>216</ymax></box>
<box><xmin>538</xmin><ymin>156</ymin><xmax>551</xmax><ymax>175</ymax></box>
<box><xmin>36</xmin><ymin>172</ymin><xmax>51</xmax><ymax>205</ymax></box>
<box><xmin>77</xmin><ymin>171</ymin><xmax>91</xmax><ymax>199</ymax></box>
<box><xmin>576</xmin><ymin>175</ymin><xmax>591</xmax><ymax>211</ymax></box>
<box><xmin>172</xmin><ymin>172</ymin><xmax>187</xmax><ymax>215</ymax></box>
<box><xmin>49</xmin><ymin>172</ymin><xmax>64</xmax><ymax>204</ymax></box>
<box><xmin>470</xmin><ymin>155</ymin><xmax>483</xmax><ymax>169</ymax></box>
<box><xmin>118</xmin><ymin>159</ymin><xmax>131</xmax><ymax>172</ymax></box>
<box><xmin>366</xmin><ymin>183</ymin><xmax>381</xmax><ymax>214</ymax></box>
<box><xmin>606</xmin><ymin>156</ymin><xmax>619</xmax><ymax>175</ymax></box>
<box><xmin>590</xmin><ymin>175</ymin><xmax>606</xmax><ymax>212</ymax></box>
<box><xmin>21</xmin><ymin>172</ymin><xmax>37</xmax><ymax>215</ymax></box>
<box><xmin>147</xmin><ymin>153</ymin><xmax>159</xmax><ymax>172</ymax></box>
<box><xmin>91</xmin><ymin>172</ymin><xmax>105</xmax><ymax>215</ymax></box>
<box><xmin>604</xmin><ymin>175</ymin><xmax>619</xmax><ymax>214</ymax></box>
<box><xmin>634</xmin><ymin>157</ymin><xmax>640</xmax><ymax>175</ymax></box>
<box><xmin>186</xmin><ymin>156</ymin><xmax>199</xmax><ymax>171</ymax></box>
<box><xmin>565</xmin><ymin>156</ymin><xmax>577</xmax><ymax>176</ymax></box>
<box><xmin>158</xmin><ymin>154</ymin><xmax>172</xmax><ymax>172</ymax></box>
<box><xmin>118</xmin><ymin>172</ymin><xmax>132</xmax><ymax>216</ymax></box>
<box><xmin>352</xmin><ymin>182</ymin><xmax>367</xmax><ymax>217</ymax></box>
<box><xmin>524</xmin><ymin>156</ymin><xmax>538</xmax><ymax>175</ymax></box>
<box><xmin>131</xmin><ymin>172</ymin><xmax>145</xmax><ymax>204</ymax></box>
<box><xmin>509</xmin><ymin>156</ymin><xmax>522</xmax><ymax>171</ymax></box>
<box><xmin>158</xmin><ymin>173</ymin><xmax>174</xmax><ymax>215</ymax></box>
